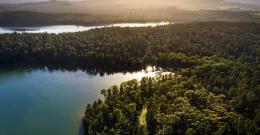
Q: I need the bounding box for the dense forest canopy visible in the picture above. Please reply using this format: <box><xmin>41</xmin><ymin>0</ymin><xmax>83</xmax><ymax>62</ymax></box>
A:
<box><xmin>1</xmin><ymin>10</ymin><xmax>260</xmax><ymax>27</ymax></box>
<box><xmin>0</xmin><ymin>22</ymin><xmax>259</xmax><ymax>134</ymax></box>
<box><xmin>0</xmin><ymin>1</ymin><xmax>260</xmax><ymax>135</ymax></box>
<box><xmin>80</xmin><ymin>22</ymin><xmax>260</xmax><ymax>134</ymax></box>
<box><xmin>0</xmin><ymin>22</ymin><xmax>259</xmax><ymax>67</ymax></box>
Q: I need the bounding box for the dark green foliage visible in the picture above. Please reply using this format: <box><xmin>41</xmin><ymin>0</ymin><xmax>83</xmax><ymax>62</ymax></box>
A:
<box><xmin>84</xmin><ymin>69</ymin><xmax>259</xmax><ymax>134</ymax></box>
<box><xmin>1</xmin><ymin>9</ymin><xmax>260</xmax><ymax>27</ymax></box>
<box><xmin>0</xmin><ymin>22</ymin><xmax>259</xmax><ymax>67</ymax></box>
<box><xmin>0</xmin><ymin>22</ymin><xmax>259</xmax><ymax>134</ymax></box>
<box><xmin>146</xmin><ymin>106</ymin><xmax>156</xmax><ymax>135</ymax></box>
<box><xmin>80</xmin><ymin>22</ymin><xmax>259</xmax><ymax>134</ymax></box>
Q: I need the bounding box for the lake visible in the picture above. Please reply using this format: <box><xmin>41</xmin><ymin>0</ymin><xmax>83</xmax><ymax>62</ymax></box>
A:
<box><xmin>0</xmin><ymin>66</ymin><xmax>165</xmax><ymax>135</ymax></box>
<box><xmin>0</xmin><ymin>22</ymin><xmax>171</xmax><ymax>34</ymax></box>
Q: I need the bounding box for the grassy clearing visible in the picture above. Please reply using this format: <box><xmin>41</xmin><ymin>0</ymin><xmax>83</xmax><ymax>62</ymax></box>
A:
<box><xmin>139</xmin><ymin>107</ymin><xmax>147</xmax><ymax>126</ymax></box>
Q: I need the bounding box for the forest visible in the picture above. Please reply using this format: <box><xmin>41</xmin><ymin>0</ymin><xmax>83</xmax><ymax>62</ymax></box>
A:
<box><xmin>0</xmin><ymin>22</ymin><xmax>259</xmax><ymax>134</ymax></box>
<box><xmin>1</xmin><ymin>10</ymin><xmax>260</xmax><ymax>26</ymax></box>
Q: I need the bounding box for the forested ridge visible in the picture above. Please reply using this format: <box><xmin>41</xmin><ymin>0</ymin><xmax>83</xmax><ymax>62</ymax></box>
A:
<box><xmin>1</xmin><ymin>10</ymin><xmax>260</xmax><ymax>26</ymax></box>
<box><xmin>0</xmin><ymin>22</ymin><xmax>259</xmax><ymax>134</ymax></box>
<box><xmin>0</xmin><ymin>22</ymin><xmax>259</xmax><ymax>66</ymax></box>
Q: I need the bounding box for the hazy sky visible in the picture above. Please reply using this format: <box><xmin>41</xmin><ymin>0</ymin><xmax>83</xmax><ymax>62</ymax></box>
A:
<box><xmin>0</xmin><ymin>0</ymin><xmax>259</xmax><ymax>4</ymax></box>
<box><xmin>0</xmin><ymin>0</ymin><xmax>80</xmax><ymax>3</ymax></box>
<box><xmin>227</xmin><ymin>0</ymin><xmax>260</xmax><ymax>4</ymax></box>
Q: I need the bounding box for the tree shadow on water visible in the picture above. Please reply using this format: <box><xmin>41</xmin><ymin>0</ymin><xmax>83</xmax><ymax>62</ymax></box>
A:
<box><xmin>78</xmin><ymin>121</ymin><xmax>85</xmax><ymax>135</ymax></box>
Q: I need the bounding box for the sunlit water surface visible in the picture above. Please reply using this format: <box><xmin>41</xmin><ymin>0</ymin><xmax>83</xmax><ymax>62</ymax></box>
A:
<box><xmin>0</xmin><ymin>66</ymin><xmax>169</xmax><ymax>135</ymax></box>
<box><xmin>0</xmin><ymin>22</ymin><xmax>171</xmax><ymax>34</ymax></box>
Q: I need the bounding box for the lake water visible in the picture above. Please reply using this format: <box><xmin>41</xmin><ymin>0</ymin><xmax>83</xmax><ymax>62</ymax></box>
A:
<box><xmin>0</xmin><ymin>66</ymin><xmax>165</xmax><ymax>135</ymax></box>
<box><xmin>0</xmin><ymin>22</ymin><xmax>171</xmax><ymax>34</ymax></box>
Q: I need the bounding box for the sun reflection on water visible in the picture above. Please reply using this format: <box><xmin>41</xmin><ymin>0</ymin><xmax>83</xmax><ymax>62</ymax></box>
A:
<box><xmin>145</xmin><ymin>65</ymin><xmax>154</xmax><ymax>72</ymax></box>
<box><xmin>130</xmin><ymin>66</ymin><xmax>172</xmax><ymax>80</ymax></box>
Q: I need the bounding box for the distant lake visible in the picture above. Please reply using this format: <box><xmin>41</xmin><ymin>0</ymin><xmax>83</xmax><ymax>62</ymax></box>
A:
<box><xmin>0</xmin><ymin>66</ymin><xmax>169</xmax><ymax>135</ymax></box>
<box><xmin>0</xmin><ymin>22</ymin><xmax>171</xmax><ymax>34</ymax></box>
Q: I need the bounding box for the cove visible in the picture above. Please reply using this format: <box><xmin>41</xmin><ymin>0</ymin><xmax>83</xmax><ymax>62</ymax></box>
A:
<box><xmin>0</xmin><ymin>66</ymin><xmax>166</xmax><ymax>135</ymax></box>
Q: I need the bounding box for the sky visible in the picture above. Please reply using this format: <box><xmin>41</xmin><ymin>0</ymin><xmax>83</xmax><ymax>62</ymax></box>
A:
<box><xmin>0</xmin><ymin>0</ymin><xmax>259</xmax><ymax>4</ymax></box>
<box><xmin>227</xmin><ymin>0</ymin><xmax>260</xmax><ymax>4</ymax></box>
<box><xmin>0</xmin><ymin>0</ymin><xmax>79</xmax><ymax>3</ymax></box>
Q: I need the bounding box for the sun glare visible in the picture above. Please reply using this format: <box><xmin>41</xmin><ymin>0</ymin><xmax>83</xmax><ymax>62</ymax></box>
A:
<box><xmin>145</xmin><ymin>66</ymin><xmax>154</xmax><ymax>72</ymax></box>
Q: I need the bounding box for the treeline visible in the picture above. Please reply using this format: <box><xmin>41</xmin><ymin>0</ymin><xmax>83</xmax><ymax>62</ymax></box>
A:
<box><xmin>0</xmin><ymin>22</ymin><xmax>259</xmax><ymax>67</ymax></box>
<box><xmin>0</xmin><ymin>22</ymin><xmax>259</xmax><ymax>134</ymax></box>
<box><xmin>81</xmin><ymin>22</ymin><xmax>259</xmax><ymax>134</ymax></box>
<box><xmin>83</xmin><ymin>57</ymin><xmax>259</xmax><ymax>134</ymax></box>
<box><xmin>1</xmin><ymin>9</ymin><xmax>260</xmax><ymax>27</ymax></box>
<box><xmin>84</xmin><ymin>69</ymin><xmax>259</xmax><ymax>134</ymax></box>
<box><xmin>0</xmin><ymin>11</ymin><xmax>122</xmax><ymax>27</ymax></box>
